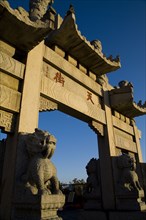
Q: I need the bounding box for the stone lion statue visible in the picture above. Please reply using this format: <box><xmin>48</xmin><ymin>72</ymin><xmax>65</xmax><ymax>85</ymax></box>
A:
<box><xmin>84</xmin><ymin>158</ymin><xmax>101</xmax><ymax>210</ymax></box>
<box><xmin>22</xmin><ymin>128</ymin><xmax>61</xmax><ymax>195</ymax></box>
<box><xmin>84</xmin><ymin>158</ymin><xmax>100</xmax><ymax>199</ymax></box>
<box><xmin>117</xmin><ymin>153</ymin><xmax>142</xmax><ymax>192</ymax></box>
<box><xmin>29</xmin><ymin>0</ymin><xmax>54</xmax><ymax>21</ymax></box>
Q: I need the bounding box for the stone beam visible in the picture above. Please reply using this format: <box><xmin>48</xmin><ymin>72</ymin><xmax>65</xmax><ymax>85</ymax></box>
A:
<box><xmin>43</xmin><ymin>46</ymin><xmax>102</xmax><ymax>97</ymax></box>
<box><xmin>40</xmin><ymin>75</ymin><xmax>106</xmax><ymax>124</ymax></box>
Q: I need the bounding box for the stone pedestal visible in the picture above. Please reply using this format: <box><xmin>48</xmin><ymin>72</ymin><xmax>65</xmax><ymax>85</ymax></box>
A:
<box><xmin>109</xmin><ymin>211</ymin><xmax>146</xmax><ymax>220</ymax></box>
<box><xmin>59</xmin><ymin>210</ymin><xmax>146</xmax><ymax>220</ymax></box>
<box><xmin>13</xmin><ymin>194</ymin><xmax>65</xmax><ymax>220</ymax></box>
<box><xmin>116</xmin><ymin>190</ymin><xmax>146</xmax><ymax>211</ymax></box>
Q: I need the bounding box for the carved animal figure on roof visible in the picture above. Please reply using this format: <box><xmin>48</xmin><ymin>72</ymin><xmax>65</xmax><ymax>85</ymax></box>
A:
<box><xmin>90</xmin><ymin>39</ymin><xmax>102</xmax><ymax>52</ymax></box>
<box><xmin>22</xmin><ymin>128</ymin><xmax>61</xmax><ymax>195</ymax></box>
<box><xmin>118</xmin><ymin>80</ymin><xmax>133</xmax><ymax>88</ymax></box>
<box><xmin>29</xmin><ymin>0</ymin><xmax>54</xmax><ymax>21</ymax></box>
<box><xmin>117</xmin><ymin>154</ymin><xmax>142</xmax><ymax>192</ymax></box>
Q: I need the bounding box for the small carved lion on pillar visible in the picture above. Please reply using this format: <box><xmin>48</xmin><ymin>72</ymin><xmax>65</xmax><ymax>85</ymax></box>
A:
<box><xmin>22</xmin><ymin>128</ymin><xmax>61</xmax><ymax>195</ymax></box>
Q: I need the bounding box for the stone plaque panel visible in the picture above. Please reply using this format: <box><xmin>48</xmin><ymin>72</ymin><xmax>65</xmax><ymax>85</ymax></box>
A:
<box><xmin>43</xmin><ymin>47</ymin><xmax>102</xmax><ymax>97</ymax></box>
<box><xmin>41</xmin><ymin>75</ymin><xmax>106</xmax><ymax>124</ymax></box>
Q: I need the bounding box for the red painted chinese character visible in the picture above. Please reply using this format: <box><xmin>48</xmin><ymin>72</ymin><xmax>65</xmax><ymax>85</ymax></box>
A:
<box><xmin>54</xmin><ymin>72</ymin><xmax>65</xmax><ymax>87</ymax></box>
<box><xmin>87</xmin><ymin>91</ymin><xmax>94</xmax><ymax>104</ymax></box>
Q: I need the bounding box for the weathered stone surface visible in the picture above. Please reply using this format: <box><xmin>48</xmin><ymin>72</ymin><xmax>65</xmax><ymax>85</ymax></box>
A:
<box><xmin>0</xmin><ymin>40</ymin><xmax>15</xmax><ymax>57</ymax></box>
<box><xmin>39</xmin><ymin>96</ymin><xmax>58</xmax><ymax>111</ymax></box>
<box><xmin>84</xmin><ymin>158</ymin><xmax>101</xmax><ymax>210</ymax></box>
<box><xmin>112</xmin><ymin>115</ymin><xmax>134</xmax><ymax>135</ymax></box>
<box><xmin>13</xmin><ymin>129</ymin><xmax>65</xmax><ymax>219</ymax></box>
<box><xmin>51</xmin><ymin>45</ymin><xmax>65</xmax><ymax>58</ymax></box>
<box><xmin>29</xmin><ymin>0</ymin><xmax>54</xmax><ymax>21</ymax></box>
<box><xmin>114</xmin><ymin>154</ymin><xmax>146</xmax><ymax>211</ymax></box>
<box><xmin>89</xmin><ymin>120</ymin><xmax>104</xmax><ymax>136</ymax></box>
<box><xmin>43</xmin><ymin>47</ymin><xmax>103</xmax><ymax>97</ymax></box>
<box><xmin>0</xmin><ymin>1</ymin><xmax>54</xmax><ymax>52</ymax></box>
<box><xmin>67</xmin><ymin>55</ymin><xmax>77</xmax><ymax>67</ymax></box>
<box><xmin>46</xmin><ymin>12</ymin><xmax>121</xmax><ymax>76</ymax></box>
<box><xmin>41</xmin><ymin>75</ymin><xmax>105</xmax><ymax>124</ymax></box>
<box><xmin>110</xmin><ymin>81</ymin><xmax>146</xmax><ymax>118</ymax></box>
<box><xmin>0</xmin><ymin>85</ymin><xmax>21</xmax><ymax>113</ymax></box>
<box><xmin>0</xmin><ymin>51</ymin><xmax>25</xmax><ymax>79</ymax></box>
<box><xmin>18</xmin><ymin>41</ymin><xmax>44</xmax><ymax>133</ymax></box>
<box><xmin>115</xmin><ymin>133</ymin><xmax>137</xmax><ymax>153</ymax></box>
<box><xmin>14</xmin><ymin>194</ymin><xmax>65</xmax><ymax>220</ymax></box>
<box><xmin>0</xmin><ymin>110</ymin><xmax>16</xmax><ymax>132</ymax></box>
<box><xmin>16</xmin><ymin>129</ymin><xmax>61</xmax><ymax>195</ymax></box>
<box><xmin>0</xmin><ymin>72</ymin><xmax>19</xmax><ymax>91</ymax></box>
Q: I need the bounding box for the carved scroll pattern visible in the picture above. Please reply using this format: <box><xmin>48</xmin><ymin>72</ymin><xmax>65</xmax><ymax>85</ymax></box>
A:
<box><xmin>0</xmin><ymin>51</ymin><xmax>25</xmax><ymax>79</ymax></box>
<box><xmin>39</xmin><ymin>96</ymin><xmax>58</xmax><ymax>111</ymax></box>
<box><xmin>0</xmin><ymin>110</ymin><xmax>15</xmax><ymax>132</ymax></box>
<box><xmin>0</xmin><ymin>85</ymin><xmax>21</xmax><ymax>113</ymax></box>
<box><xmin>89</xmin><ymin>120</ymin><xmax>104</xmax><ymax>136</ymax></box>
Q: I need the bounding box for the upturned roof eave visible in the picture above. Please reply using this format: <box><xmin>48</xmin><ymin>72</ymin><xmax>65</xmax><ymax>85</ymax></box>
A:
<box><xmin>0</xmin><ymin>2</ymin><xmax>53</xmax><ymax>52</ymax></box>
<box><xmin>110</xmin><ymin>85</ymin><xmax>146</xmax><ymax>118</ymax></box>
<box><xmin>46</xmin><ymin>12</ymin><xmax>121</xmax><ymax>76</ymax></box>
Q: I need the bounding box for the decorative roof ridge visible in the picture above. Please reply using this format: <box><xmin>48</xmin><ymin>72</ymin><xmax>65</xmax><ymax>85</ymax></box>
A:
<box><xmin>110</xmin><ymin>80</ymin><xmax>146</xmax><ymax>118</ymax></box>
<box><xmin>46</xmin><ymin>9</ymin><xmax>121</xmax><ymax>75</ymax></box>
<box><xmin>133</xmin><ymin>101</ymin><xmax>146</xmax><ymax>112</ymax></box>
<box><xmin>57</xmin><ymin>11</ymin><xmax>121</xmax><ymax>65</ymax></box>
<box><xmin>0</xmin><ymin>1</ymin><xmax>54</xmax><ymax>52</ymax></box>
<box><xmin>0</xmin><ymin>1</ymin><xmax>51</xmax><ymax>28</ymax></box>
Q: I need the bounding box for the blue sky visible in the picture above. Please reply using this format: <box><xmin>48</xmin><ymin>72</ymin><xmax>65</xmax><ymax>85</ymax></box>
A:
<box><xmin>1</xmin><ymin>0</ymin><xmax>146</xmax><ymax>183</ymax></box>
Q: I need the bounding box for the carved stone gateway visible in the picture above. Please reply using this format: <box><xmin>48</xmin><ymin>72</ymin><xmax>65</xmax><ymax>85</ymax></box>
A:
<box><xmin>0</xmin><ymin>1</ymin><xmax>146</xmax><ymax>220</ymax></box>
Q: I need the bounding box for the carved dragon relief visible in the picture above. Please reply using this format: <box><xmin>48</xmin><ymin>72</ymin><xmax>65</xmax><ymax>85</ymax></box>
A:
<box><xmin>110</xmin><ymin>80</ymin><xmax>146</xmax><ymax>118</ymax></box>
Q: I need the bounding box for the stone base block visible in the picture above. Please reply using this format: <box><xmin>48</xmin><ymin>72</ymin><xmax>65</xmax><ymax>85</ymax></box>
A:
<box><xmin>79</xmin><ymin>210</ymin><xmax>107</xmax><ymax>220</ymax></box>
<box><xmin>116</xmin><ymin>190</ymin><xmax>146</xmax><ymax>211</ymax></box>
<box><xmin>13</xmin><ymin>194</ymin><xmax>65</xmax><ymax>220</ymax></box>
<box><xmin>59</xmin><ymin>210</ymin><xmax>146</xmax><ymax>220</ymax></box>
<box><xmin>84</xmin><ymin>199</ymin><xmax>102</xmax><ymax>210</ymax></box>
<box><xmin>109</xmin><ymin>211</ymin><xmax>146</xmax><ymax>220</ymax></box>
<box><xmin>59</xmin><ymin>210</ymin><xmax>107</xmax><ymax>220</ymax></box>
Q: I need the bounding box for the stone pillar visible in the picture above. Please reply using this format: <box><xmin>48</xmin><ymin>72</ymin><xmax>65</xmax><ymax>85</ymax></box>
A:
<box><xmin>98</xmin><ymin>87</ymin><xmax>116</xmax><ymax>210</ymax></box>
<box><xmin>0</xmin><ymin>41</ymin><xmax>44</xmax><ymax>220</ymax></box>
<box><xmin>18</xmin><ymin>41</ymin><xmax>44</xmax><ymax>133</ymax></box>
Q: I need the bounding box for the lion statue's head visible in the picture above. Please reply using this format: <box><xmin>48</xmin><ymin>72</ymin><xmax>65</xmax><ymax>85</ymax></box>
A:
<box><xmin>25</xmin><ymin>128</ymin><xmax>57</xmax><ymax>159</ymax></box>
